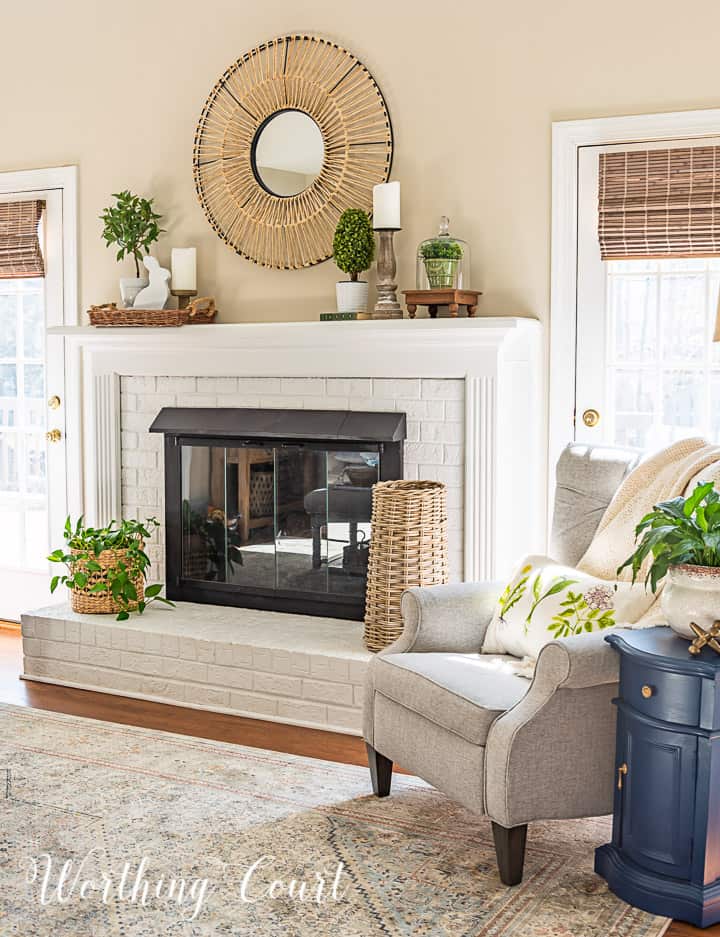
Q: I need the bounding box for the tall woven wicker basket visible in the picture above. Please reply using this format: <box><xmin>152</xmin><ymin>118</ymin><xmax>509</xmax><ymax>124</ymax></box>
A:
<box><xmin>364</xmin><ymin>480</ymin><xmax>449</xmax><ymax>652</ymax></box>
<box><xmin>70</xmin><ymin>547</ymin><xmax>144</xmax><ymax>615</ymax></box>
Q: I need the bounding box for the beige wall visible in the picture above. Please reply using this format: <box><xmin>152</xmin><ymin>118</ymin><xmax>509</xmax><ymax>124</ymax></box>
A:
<box><xmin>2</xmin><ymin>0</ymin><xmax>720</xmax><ymax>324</ymax></box>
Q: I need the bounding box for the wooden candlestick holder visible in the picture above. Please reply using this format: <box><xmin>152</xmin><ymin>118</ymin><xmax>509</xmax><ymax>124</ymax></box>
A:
<box><xmin>372</xmin><ymin>229</ymin><xmax>403</xmax><ymax>320</ymax></box>
<box><xmin>171</xmin><ymin>289</ymin><xmax>197</xmax><ymax>310</ymax></box>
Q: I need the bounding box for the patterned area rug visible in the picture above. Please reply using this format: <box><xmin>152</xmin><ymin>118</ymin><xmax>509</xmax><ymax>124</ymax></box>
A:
<box><xmin>0</xmin><ymin>703</ymin><xmax>669</xmax><ymax>936</ymax></box>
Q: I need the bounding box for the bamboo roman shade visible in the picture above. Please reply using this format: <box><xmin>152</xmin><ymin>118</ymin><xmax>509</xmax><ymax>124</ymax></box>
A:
<box><xmin>0</xmin><ymin>200</ymin><xmax>45</xmax><ymax>279</ymax></box>
<box><xmin>598</xmin><ymin>146</ymin><xmax>720</xmax><ymax>260</ymax></box>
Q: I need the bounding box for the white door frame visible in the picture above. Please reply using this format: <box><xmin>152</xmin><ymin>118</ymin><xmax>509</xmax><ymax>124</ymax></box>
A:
<box><xmin>0</xmin><ymin>167</ymin><xmax>78</xmax><ymax>617</ymax></box>
<box><xmin>549</xmin><ymin>109</ymin><xmax>720</xmax><ymax>499</ymax></box>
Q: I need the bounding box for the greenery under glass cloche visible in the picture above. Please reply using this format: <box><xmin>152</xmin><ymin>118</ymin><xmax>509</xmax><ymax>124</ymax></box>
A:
<box><xmin>416</xmin><ymin>216</ymin><xmax>470</xmax><ymax>290</ymax></box>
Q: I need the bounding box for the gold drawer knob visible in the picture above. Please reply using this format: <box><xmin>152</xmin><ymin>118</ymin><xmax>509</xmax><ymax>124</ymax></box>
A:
<box><xmin>45</xmin><ymin>428</ymin><xmax>62</xmax><ymax>443</ymax></box>
<box><xmin>641</xmin><ymin>684</ymin><xmax>654</xmax><ymax>699</ymax></box>
<box><xmin>582</xmin><ymin>408</ymin><xmax>600</xmax><ymax>427</ymax></box>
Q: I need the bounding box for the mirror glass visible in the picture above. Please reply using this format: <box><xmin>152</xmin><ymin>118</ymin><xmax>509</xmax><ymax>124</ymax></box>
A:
<box><xmin>252</xmin><ymin>110</ymin><xmax>325</xmax><ymax>197</ymax></box>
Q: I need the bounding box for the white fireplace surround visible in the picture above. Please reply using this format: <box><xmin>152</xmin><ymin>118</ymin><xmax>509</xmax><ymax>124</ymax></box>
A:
<box><xmin>55</xmin><ymin>318</ymin><xmax>544</xmax><ymax>584</ymax></box>
<box><xmin>25</xmin><ymin>318</ymin><xmax>544</xmax><ymax>734</ymax></box>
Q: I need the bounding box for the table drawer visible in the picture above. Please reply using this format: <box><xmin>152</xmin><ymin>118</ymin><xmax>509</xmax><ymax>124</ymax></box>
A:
<box><xmin>621</xmin><ymin>656</ymin><xmax>702</xmax><ymax>726</ymax></box>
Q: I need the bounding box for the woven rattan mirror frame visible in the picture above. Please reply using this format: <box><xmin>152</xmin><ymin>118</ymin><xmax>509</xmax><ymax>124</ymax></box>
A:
<box><xmin>193</xmin><ymin>35</ymin><xmax>394</xmax><ymax>270</ymax></box>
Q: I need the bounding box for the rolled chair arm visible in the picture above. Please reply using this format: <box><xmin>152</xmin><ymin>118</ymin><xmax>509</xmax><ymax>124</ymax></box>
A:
<box><xmin>536</xmin><ymin>629</ymin><xmax>621</xmax><ymax>689</ymax></box>
<box><xmin>384</xmin><ymin>581</ymin><xmax>504</xmax><ymax>655</ymax></box>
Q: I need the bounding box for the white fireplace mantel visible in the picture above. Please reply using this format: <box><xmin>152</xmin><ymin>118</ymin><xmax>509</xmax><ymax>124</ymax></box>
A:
<box><xmin>54</xmin><ymin>317</ymin><xmax>544</xmax><ymax>581</ymax></box>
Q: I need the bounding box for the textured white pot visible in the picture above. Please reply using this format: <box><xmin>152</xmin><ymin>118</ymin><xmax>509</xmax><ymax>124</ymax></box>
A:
<box><xmin>119</xmin><ymin>277</ymin><xmax>149</xmax><ymax>308</ymax></box>
<box><xmin>336</xmin><ymin>280</ymin><xmax>369</xmax><ymax>314</ymax></box>
<box><xmin>661</xmin><ymin>564</ymin><xmax>720</xmax><ymax>639</ymax></box>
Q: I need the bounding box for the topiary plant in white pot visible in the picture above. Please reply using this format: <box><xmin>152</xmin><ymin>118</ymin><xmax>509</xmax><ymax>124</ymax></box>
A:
<box><xmin>332</xmin><ymin>209</ymin><xmax>375</xmax><ymax>314</ymax></box>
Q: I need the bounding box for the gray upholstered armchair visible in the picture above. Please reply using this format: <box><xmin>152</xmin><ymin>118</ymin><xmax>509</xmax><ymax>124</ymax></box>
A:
<box><xmin>363</xmin><ymin>443</ymin><xmax>642</xmax><ymax>885</ymax></box>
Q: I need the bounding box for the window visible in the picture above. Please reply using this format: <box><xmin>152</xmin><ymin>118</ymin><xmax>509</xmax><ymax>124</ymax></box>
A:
<box><xmin>605</xmin><ymin>257</ymin><xmax>720</xmax><ymax>449</ymax></box>
<box><xmin>574</xmin><ymin>137</ymin><xmax>720</xmax><ymax>450</ymax></box>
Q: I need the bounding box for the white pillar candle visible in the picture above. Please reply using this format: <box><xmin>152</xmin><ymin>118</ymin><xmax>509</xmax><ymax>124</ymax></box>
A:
<box><xmin>171</xmin><ymin>247</ymin><xmax>197</xmax><ymax>291</ymax></box>
<box><xmin>372</xmin><ymin>181</ymin><xmax>401</xmax><ymax>230</ymax></box>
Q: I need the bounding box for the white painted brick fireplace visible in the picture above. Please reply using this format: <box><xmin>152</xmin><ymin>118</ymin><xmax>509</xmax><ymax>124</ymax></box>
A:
<box><xmin>22</xmin><ymin>318</ymin><xmax>543</xmax><ymax>735</ymax></box>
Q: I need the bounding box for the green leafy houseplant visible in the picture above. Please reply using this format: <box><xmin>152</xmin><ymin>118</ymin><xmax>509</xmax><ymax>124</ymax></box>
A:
<box><xmin>419</xmin><ymin>238</ymin><xmax>464</xmax><ymax>262</ymax></box>
<box><xmin>48</xmin><ymin>516</ymin><xmax>173</xmax><ymax>621</ymax></box>
<box><xmin>100</xmin><ymin>190</ymin><xmax>164</xmax><ymax>278</ymax></box>
<box><xmin>333</xmin><ymin>209</ymin><xmax>375</xmax><ymax>282</ymax></box>
<box><xmin>618</xmin><ymin>482</ymin><xmax>720</xmax><ymax>592</ymax></box>
<box><xmin>420</xmin><ymin>238</ymin><xmax>464</xmax><ymax>288</ymax></box>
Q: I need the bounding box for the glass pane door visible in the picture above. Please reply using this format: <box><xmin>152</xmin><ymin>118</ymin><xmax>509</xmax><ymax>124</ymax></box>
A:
<box><xmin>576</xmin><ymin>139</ymin><xmax>720</xmax><ymax>449</ymax></box>
<box><xmin>178</xmin><ymin>441</ymin><xmax>378</xmax><ymax>607</ymax></box>
<box><xmin>0</xmin><ymin>188</ymin><xmax>67</xmax><ymax>621</ymax></box>
<box><xmin>0</xmin><ymin>279</ymin><xmax>47</xmax><ymax>573</ymax></box>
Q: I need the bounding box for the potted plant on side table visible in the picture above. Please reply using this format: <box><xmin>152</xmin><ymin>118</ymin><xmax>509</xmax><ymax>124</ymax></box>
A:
<box><xmin>333</xmin><ymin>208</ymin><xmax>375</xmax><ymax>315</ymax></box>
<box><xmin>100</xmin><ymin>190</ymin><xmax>164</xmax><ymax>307</ymax></box>
<box><xmin>48</xmin><ymin>516</ymin><xmax>173</xmax><ymax>621</ymax></box>
<box><xmin>618</xmin><ymin>481</ymin><xmax>720</xmax><ymax>647</ymax></box>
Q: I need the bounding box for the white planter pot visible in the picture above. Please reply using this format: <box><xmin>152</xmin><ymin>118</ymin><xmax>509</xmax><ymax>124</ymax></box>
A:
<box><xmin>336</xmin><ymin>280</ymin><xmax>369</xmax><ymax>314</ymax></box>
<box><xmin>119</xmin><ymin>277</ymin><xmax>149</xmax><ymax>308</ymax></box>
<box><xmin>661</xmin><ymin>564</ymin><xmax>720</xmax><ymax>639</ymax></box>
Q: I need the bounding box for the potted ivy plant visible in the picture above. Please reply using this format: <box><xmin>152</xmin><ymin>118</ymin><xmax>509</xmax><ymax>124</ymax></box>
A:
<box><xmin>420</xmin><ymin>237</ymin><xmax>464</xmax><ymax>288</ymax></box>
<box><xmin>618</xmin><ymin>481</ymin><xmax>720</xmax><ymax>640</ymax></box>
<box><xmin>100</xmin><ymin>190</ymin><xmax>164</xmax><ymax>307</ymax></box>
<box><xmin>332</xmin><ymin>208</ymin><xmax>375</xmax><ymax>314</ymax></box>
<box><xmin>48</xmin><ymin>516</ymin><xmax>173</xmax><ymax>621</ymax></box>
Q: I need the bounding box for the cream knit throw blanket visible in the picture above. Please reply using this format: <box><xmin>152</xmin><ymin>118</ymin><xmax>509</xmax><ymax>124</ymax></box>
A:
<box><xmin>577</xmin><ymin>437</ymin><xmax>720</xmax><ymax>625</ymax></box>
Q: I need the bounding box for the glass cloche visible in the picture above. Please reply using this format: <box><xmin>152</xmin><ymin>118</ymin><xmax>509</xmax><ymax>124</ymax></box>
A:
<box><xmin>416</xmin><ymin>216</ymin><xmax>471</xmax><ymax>290</ymax></box>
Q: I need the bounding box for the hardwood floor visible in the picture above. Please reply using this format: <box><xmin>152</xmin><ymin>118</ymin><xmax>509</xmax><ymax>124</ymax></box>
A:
<box><xmin>0</xmin><ymin>628</ymin><xmax>715</xmax><ymax>935</ymax></box>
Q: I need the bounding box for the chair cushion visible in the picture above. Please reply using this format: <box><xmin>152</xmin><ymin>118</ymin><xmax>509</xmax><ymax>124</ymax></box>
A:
<box><xmin>373</xmin><ymin>652</ymin><xmax>529</xmax><ymax>745</ymax></box>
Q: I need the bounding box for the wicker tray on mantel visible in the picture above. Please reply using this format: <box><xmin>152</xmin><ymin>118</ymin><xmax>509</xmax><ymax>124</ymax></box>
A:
<box><xmin>88</xmin><ymin>297</ymin><xmax>217</xmax><ymax>328</ymax></box>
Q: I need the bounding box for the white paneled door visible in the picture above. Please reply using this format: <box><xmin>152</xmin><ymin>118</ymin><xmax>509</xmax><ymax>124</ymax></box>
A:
<box><xmin>0</xmin><ymin>189</ymin><xmax>68</xmax><ymax>620</ymax></box>
<box><xmin>575</xmin><ymin>139</ymin><xmax>720</xmax><ymax>450</ymax></box>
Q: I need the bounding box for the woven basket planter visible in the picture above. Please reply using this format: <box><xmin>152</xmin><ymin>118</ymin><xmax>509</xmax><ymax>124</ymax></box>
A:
<box><xmin>70</xmin><ymin>547</ymin><xmax>144</xmax><ymax>615</ymax></box>
<box><xmin>364</xmin><ymin>480</ymin><xmax>449</xmax><ymax>652</ymax></box>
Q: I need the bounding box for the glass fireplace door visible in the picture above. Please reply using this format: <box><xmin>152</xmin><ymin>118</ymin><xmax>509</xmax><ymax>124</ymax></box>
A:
<box><xmin>179</xmin><ymin>441</ymin><xmax>379</xmax><ymax>610</ymax></box>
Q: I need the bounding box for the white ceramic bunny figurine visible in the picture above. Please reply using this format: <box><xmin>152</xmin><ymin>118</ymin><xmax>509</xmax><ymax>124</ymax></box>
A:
<box><xmin>132</xmin><ymin>256</ymin><xmax>170</xmax><ymax>309</ymax></box>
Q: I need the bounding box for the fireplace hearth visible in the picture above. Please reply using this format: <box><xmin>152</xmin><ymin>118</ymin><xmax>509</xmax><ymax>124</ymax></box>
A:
<box><xmin>150</xmin><ymin>408</ymin><xmax>405</xmax><ymax>619</ymax></box>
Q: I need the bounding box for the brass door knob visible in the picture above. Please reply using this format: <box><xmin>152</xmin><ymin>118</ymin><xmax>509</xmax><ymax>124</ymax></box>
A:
<box><xmin>45</xmin><ymin>429</ymin><xmax>62</xmax><ymax>443</ymax></box>
<box><xmin>641</xmin><ymin>684</ymin><xmax>654</xmax><ymax>699</ymax></box>
<box><xmin>617</xmin><ymin>762</ymin><xmax>628</xmax><ymax>790</ymax></box>
<box><xmin>582</xmin><ymin>408</ymin><xmax>601</xmax><ymax>428</ymax></box>
<box><xmin>48</xmin><ymin>395</ymin><xmax>61</xmax><ymax>410</ymax></box>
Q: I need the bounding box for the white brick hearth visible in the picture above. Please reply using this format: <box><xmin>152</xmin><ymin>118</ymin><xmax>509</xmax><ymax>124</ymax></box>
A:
<box><xmin>22</xmin><ymin>602</ymin><xmax>370</xmax><ymax>734</ymax></box>
<box><xmin>119</xmin><ymin>375</ymin><xmax>466</xmax><ymax>584</ymax></box>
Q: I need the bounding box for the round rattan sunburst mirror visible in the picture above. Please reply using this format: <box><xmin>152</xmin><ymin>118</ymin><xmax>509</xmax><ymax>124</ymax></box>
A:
<box><xmin>193</xmin><ymin>35</ymin><xmax>393</xmax><ymax>270</ymax></box>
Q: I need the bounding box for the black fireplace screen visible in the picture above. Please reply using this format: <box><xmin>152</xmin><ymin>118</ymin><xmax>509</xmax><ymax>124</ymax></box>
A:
<box><xmin>151</xmin><ymin>408</ymin><xmax>405</xmax><ymax>619</ymax></box>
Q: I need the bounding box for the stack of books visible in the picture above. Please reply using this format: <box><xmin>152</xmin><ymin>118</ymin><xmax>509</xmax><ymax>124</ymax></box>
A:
<box><xmin>319</xmin><ymin>312</ymin><xmax>360</xmax><ymax>321</ymax></box>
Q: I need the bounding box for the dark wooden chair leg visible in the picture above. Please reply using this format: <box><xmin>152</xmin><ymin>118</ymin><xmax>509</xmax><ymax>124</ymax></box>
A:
<box><xmin>366</xmin><ymin>743</ymin><xmax>393</xmax><ymax>797</ymax></box>
<box><xmin>491</xmin><ymin>822</ymin><xmax>528</xmax><ymax>886</ymax></box>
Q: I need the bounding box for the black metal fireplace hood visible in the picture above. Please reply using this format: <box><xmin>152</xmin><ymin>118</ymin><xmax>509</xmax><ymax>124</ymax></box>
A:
<box><xmin>149</xmin><ymin>407</ymin><xmax>406</xmax><ymax>444</ymax></box>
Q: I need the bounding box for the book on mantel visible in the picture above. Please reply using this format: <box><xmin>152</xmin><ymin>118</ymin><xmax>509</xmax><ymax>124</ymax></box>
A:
<box><xmin>319</xmin><ymin>312</ymin><xmax>358</xmax><ymax>321</ymax></box>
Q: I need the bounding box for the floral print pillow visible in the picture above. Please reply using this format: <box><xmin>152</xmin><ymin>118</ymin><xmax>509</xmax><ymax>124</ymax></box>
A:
<box><xmin>482</xmin><ymin>554</ymin><xmax>651</xmax><ymax>662</ymax></box>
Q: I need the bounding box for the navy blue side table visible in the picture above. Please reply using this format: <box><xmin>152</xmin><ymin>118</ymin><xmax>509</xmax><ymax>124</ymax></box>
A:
<box><xmin>595</xmin><ymin>626</ymin><xmax>720</xmax><ymax>928</ymax></box>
